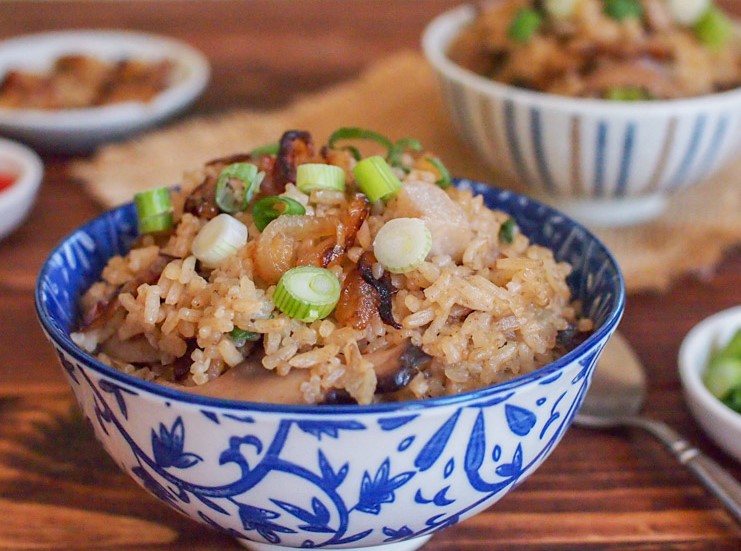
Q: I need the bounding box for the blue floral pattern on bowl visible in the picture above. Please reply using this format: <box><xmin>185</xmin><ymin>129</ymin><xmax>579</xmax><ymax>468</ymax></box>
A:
<box><xmin>36</xmin><ymin>181</ymin><xmax>624</xmax><ymax>550</ymax></box>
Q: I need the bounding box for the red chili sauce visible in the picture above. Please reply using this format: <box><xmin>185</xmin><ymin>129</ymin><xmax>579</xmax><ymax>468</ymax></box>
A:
<box><xmin>0</xmin><ymin>171</ymin><xmax>16</xmax><ymax>193</ymax></box>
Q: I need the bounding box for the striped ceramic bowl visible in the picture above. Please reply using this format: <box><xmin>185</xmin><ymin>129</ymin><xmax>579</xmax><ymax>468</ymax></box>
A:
<box><xmin>422</xmin><ymin>4</ymin><xmax>741</xmax><ymax>226</ymax></box>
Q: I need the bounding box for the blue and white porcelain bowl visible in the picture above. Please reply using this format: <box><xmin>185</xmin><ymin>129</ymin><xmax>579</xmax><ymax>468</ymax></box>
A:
<box><xmin>423</xmin><ymin>5</ymin><xmax>741</xmax><ymax>227</ymax></box>
<box><xmin>36</xmin><ymin>181</ymin><xmax>624</xmax><ymax>551</ymax></box>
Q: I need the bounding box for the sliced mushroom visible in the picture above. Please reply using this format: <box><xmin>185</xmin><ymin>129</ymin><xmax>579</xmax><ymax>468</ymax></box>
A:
<box><xmin>364</xmin><ymin>341</ymin><xmax>432</xmax><ymax>394</ymax></box>
<box><xmin>100</xmin><ymin>334</ymin><xmax>161</xmax><ymax>364</ymax></box>
<box><xmin>171</xmin><ymin>355</ymin><xmax>311</xmax><ymax>404</ymax></box>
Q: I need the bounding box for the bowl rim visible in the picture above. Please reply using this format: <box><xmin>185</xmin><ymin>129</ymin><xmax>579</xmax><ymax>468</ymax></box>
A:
<box><xmin>35</xmin><ymin>179</ymin><xmax>626</xmax><ymax>415</ymax></box>
<box><xmin>678</xmin><ymin>305</ymin><xmax>741</xmax><ymax>425</ymax></box>
<box><xmin>0</xmin><ymin>29</ymin><xmax>210</xmax><ymax>130</ymax></box>
<box><xmin>422</xmin><ymin>3</ymin><xmax>741</xmax><ymax>115</ymax></box>
<box><xmin>0</xmin><ymin>136</ymin><xmax>43</xmax><ymax>204</ymax></box>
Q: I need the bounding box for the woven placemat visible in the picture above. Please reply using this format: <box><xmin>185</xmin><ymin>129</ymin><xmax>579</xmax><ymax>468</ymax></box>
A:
<box><xmin>71</xmin><ymin>51</ymin><xmax>741</xmax><ymax>293</ymax></box>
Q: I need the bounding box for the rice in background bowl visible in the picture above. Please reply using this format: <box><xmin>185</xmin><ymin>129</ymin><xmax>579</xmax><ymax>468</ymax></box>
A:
<box><xmin>423</xmin><ymin>1</ymin><xmax>741</xmax><ymax>226</ymax></box>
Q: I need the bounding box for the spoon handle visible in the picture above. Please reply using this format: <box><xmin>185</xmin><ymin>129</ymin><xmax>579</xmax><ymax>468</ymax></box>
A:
<box><xmin>636</xmin><ymin>417</ymin><xmax>741</xmax><ymax>525</ymax></box>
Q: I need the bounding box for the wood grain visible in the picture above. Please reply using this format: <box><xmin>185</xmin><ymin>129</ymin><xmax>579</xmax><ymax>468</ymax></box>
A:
<box><xmin>0</xmin><ymin>1</ymin><xmax>740</xmax><ymax>549</ymax></box>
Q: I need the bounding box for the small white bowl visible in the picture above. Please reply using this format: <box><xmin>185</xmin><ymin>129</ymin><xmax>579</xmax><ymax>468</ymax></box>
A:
<box><xmin>0</xmin><ymin>30</ymin><xmax>210</xmax><ymax>154</ymax></box>
<box><xmin>0</xmin><ymin>137</ymin><xmax>44</xmax><ymax>240</ymax></box>
<box><xmin>679</xmin><ymin>306</ymin><xmax>741</xmax><ymax>463</ymax></box>
<box><xmin>422</xmin><ymin>5</ymin><xmax>741</xmax><ymax>226</ymax></box>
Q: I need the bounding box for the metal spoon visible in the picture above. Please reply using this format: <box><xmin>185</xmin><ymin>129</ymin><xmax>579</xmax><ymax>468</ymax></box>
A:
<box><xmin>574</xmin><ymin>332</ymin><xmax>741</xmax><ymax>525</ymax></box>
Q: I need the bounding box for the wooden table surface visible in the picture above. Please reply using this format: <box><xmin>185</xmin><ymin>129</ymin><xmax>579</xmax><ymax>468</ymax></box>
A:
<box><xmin>1</xmin><ymin>1</ymin><xmax>740</xmax><ymax>549</ymax></box>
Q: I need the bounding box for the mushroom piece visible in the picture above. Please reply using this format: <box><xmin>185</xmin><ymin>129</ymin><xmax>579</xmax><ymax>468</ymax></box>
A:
<box><xmin>365</xmin><ymin>341</ymin><xmax>432</xmax><ymax>395</ymax></box>
<box><xmin>171</xmin><ymin>355</ymin><xmax>310</xmax><ymax>405</ymax></box>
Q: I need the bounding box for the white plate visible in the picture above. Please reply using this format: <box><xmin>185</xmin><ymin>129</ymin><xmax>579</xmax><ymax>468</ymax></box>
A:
<box><xmin>0</xmin><ymin>30</ymin><xmax>210</xmax><ymax>154</ymax></box>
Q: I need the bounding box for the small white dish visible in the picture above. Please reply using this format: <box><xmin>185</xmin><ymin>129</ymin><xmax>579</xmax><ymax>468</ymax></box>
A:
<box><xmin>0</xmin><ymin>137</ymin><xmax>44</xmax><ymax>240</ymax></box>
<box><xmin>0</xmin><ymin>30</ymin><xmax>210</xmax><ymax>154</ymax></box>
<box><xmin>678</xmin><ymin>306</ymin><xmax>741</xmax><ymax>463</ymax></box>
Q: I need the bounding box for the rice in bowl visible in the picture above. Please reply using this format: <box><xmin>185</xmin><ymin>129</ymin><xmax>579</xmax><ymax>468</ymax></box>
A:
<box><xmin>71</xmin><ymin>129</ymin><xmax>592</xmax><ymax>405</ymax></box>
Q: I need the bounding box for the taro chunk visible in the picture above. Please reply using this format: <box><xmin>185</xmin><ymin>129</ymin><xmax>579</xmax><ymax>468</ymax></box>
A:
<box><xmin>388</xmin><ymin>180</ymin><xmax>473</xmax><ymax>261</ymax></box>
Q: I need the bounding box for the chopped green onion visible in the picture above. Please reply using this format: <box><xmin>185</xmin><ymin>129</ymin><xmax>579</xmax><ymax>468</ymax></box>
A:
<box><xmin>604</xmin><ymin>0</ymin><xmax>643</xmax><ymax>21</ymax></box>
<box><xmin>341</xmin><ymin>145</ymin><xmax>362</xmax><ymax>161</ymax></box>
<box><xmin>373</xmin><ymin>218</ymin><xmax>432</xmax><ymax>274</ymax></box>
<box><xmin>667</xmin><ymin>0</ymin><xmax>710</xmax><ymax>26</ymax></box>
<box><xmin>273</xmin><ymin>266</ymin><xmax>341</xmax><ymax>322</ymax></box>
<box><xmin>544</xmin><ymin>0</ymin><xmax>579</xmax><ymax>19</ymax></box>
<box><xmin>296</xmin><ymin>163</ymin><xmax>346</xmax><ymax>193</ymax></box>
<box><xmin>252</xmin><ymin>196</ymin><xmax>306</xmax><ymax>232</ymax></box>
<box><xmin>718</xmin><ymin>329</ymin><xmax>741</xmax><ymax>358</ymax></box>
<box><xmin>249</xmin><ymin>142</ymin><xmax>280</xmax><ymax>156</ymax></box>
<box><xmin>499</xmin><ymin>218</ymin><xmax>517</xmax><ymax>244</ymax></box>
<box><xmin>134</xmin><ymin>187</ymin><xmax>173</xmax><ymax>234</ymax></box>
<box><xmin>723</xmin><ymin>385</ymin><xmax>741</xmax><ymax>414</ymax></box>
<box><xmin>215</xmin><ymin>162</ymin><xmax>264</xmax><ymax>214</ymax></box>
<box><xmin>704</xmin><ymin>357</ymin><xmax>741</xmax><ymax>400</ymax></box>
<box><xmin>694</xmin><ymin>6</ymin><xmax>733</xmax><ymax>50</ymax></box>
<box><xmin>604</xmin><ymin>86</ymin><xmax>653</xmax><ymax>101</ymax></box>
<box><xmin>424</xmin><ymin>156</ymin><xmax>452</xmax><ymax>189</ymax></box>
<box><xmin>387</xmin><ymin>137</ymin><xmax>423</xmax><ymax>169</ymax></box>
<box><xmin>704</xmin><ymin>329</ymin><xmax>741</xmax><ymax>401</ymax></box>
<box><xmin>328</xmin><ymin>127</ymin><xmax>394</xmax><ymax>153</ymax></box>
<box><xmin>191</xmin><ymin>213</ymin><xmax>248</xmax><ymax>267</ymax></box>
<box><xmin>508</xmin><ymin>8</ymin><xmax>543</xmax><ymax>44</ymax></box>
<box><xmin>230</xmin><ymin>327</ymin><xmax>260</xmax><ymax>347</ymax></box>
<box><xmin>353</xmin><ymin>155</ymin><xmax>402</xmax><ymax>203</ymax></box>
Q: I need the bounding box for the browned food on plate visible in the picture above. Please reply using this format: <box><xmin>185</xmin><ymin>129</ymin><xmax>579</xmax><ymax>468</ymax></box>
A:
<box><xmin>0</xmin><ymin>54</ymin><xmax>174</xmax><ymax>109</ymax></box>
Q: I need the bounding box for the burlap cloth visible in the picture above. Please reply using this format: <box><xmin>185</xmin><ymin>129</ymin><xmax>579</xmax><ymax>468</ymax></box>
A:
<box><xmin>71</xmin><ymin>51</ymin><xmax>740</xmax><ymax>293</ymax></box>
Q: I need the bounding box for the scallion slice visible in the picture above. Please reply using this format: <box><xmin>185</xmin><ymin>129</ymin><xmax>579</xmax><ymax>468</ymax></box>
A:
<box><xmin>508</xmin><ymin>8</ymin><xmax>543</xmax><ymax>43</ymax></box>
<box><xmin>252</xmin><ymin>196</ymin><xmax>306</xmax><ymax>232</ymax></box>
<box><xmin>249</xmin><ymin>142</ymin><xmax>280</xmax><ymax>156</ymax></box>
<box><xmin>215</xmin><ymin>162</ymin><xmax>264</xmax><ymax>214</ymax></box>
<box><xmin>273</xmin><ymin>266</ymin><xmax>341</xmax><ymax>322</ymax></box>
<box><xmin>134</xmin><ymin>187</ymin><xmax>173</xmax><ymax>234</ymax></box>
<box><xmin>191</xmin><ymin>213</ymin><xmax>249</xmax><ymax>267</ymax></box>
<box><xmin>424</xmin><ymin>156</ymin><xmax>452</xmax><ymax>189</ymax></box>
<box><xmin>352</xmin><ymin>155</ymin><xmax>402</xmax><ymax>203</ymax></box>
<box><xmin>230</xmin><ymin>327</ymin><xmax>260</xmax><ymax>347</ymax></box>
<box><xmin>328</xmin><ymin>127</ymin><xmax>394</xmax><ymax>153</ymax></box>
<box><xmin>544</xmin><ymin>0</ymin><xmax>579</xmax><ymax>19</ymax></box>
<box><xmin>373</xmin><ymin>218</ymin><xmax>432</xmax><ymax>274</ymax></box>
<box><xmin>499</xmin><ymin>218</ymin><xmax>517</xmax><ymax>244</ymax></box>
<box><xmin>387</xmin><ymin>137</ymin><xmax>423</xmax><ymax>169</ymax></box>
<box><xmin>296</xmin><ymin>163</ymin><xmax>346</xmax><ymax>193</ymax></box>
<box><xmin>604</xmin><ymin>86</ymin><xmax>653</xmax><ymax>101</ymax></box>
<box><xmin>604</xmin><ymin>0</ymin><xmax>643</xmax><ymax>21</ymax></box>
<box><xmin>667</xmin><ymin>0</ymin><xmax>710</xmax><ymax>26</ymax></box>
<box><xmin>694</xmin><ymin>6</ymin><xmax>733</xmax><ymax>50</ymax></box>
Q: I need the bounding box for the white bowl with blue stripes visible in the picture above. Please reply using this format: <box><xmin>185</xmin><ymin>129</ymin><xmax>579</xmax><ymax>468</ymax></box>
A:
<box><xmin>36</xmin><ymin>181</ymin><xmax>624</xmax><ymax>550</ymax></box>
<box><xmin>423</xmin><ymin>4</ymin><xmax>741</xmax><ymax>227</ymax></box>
